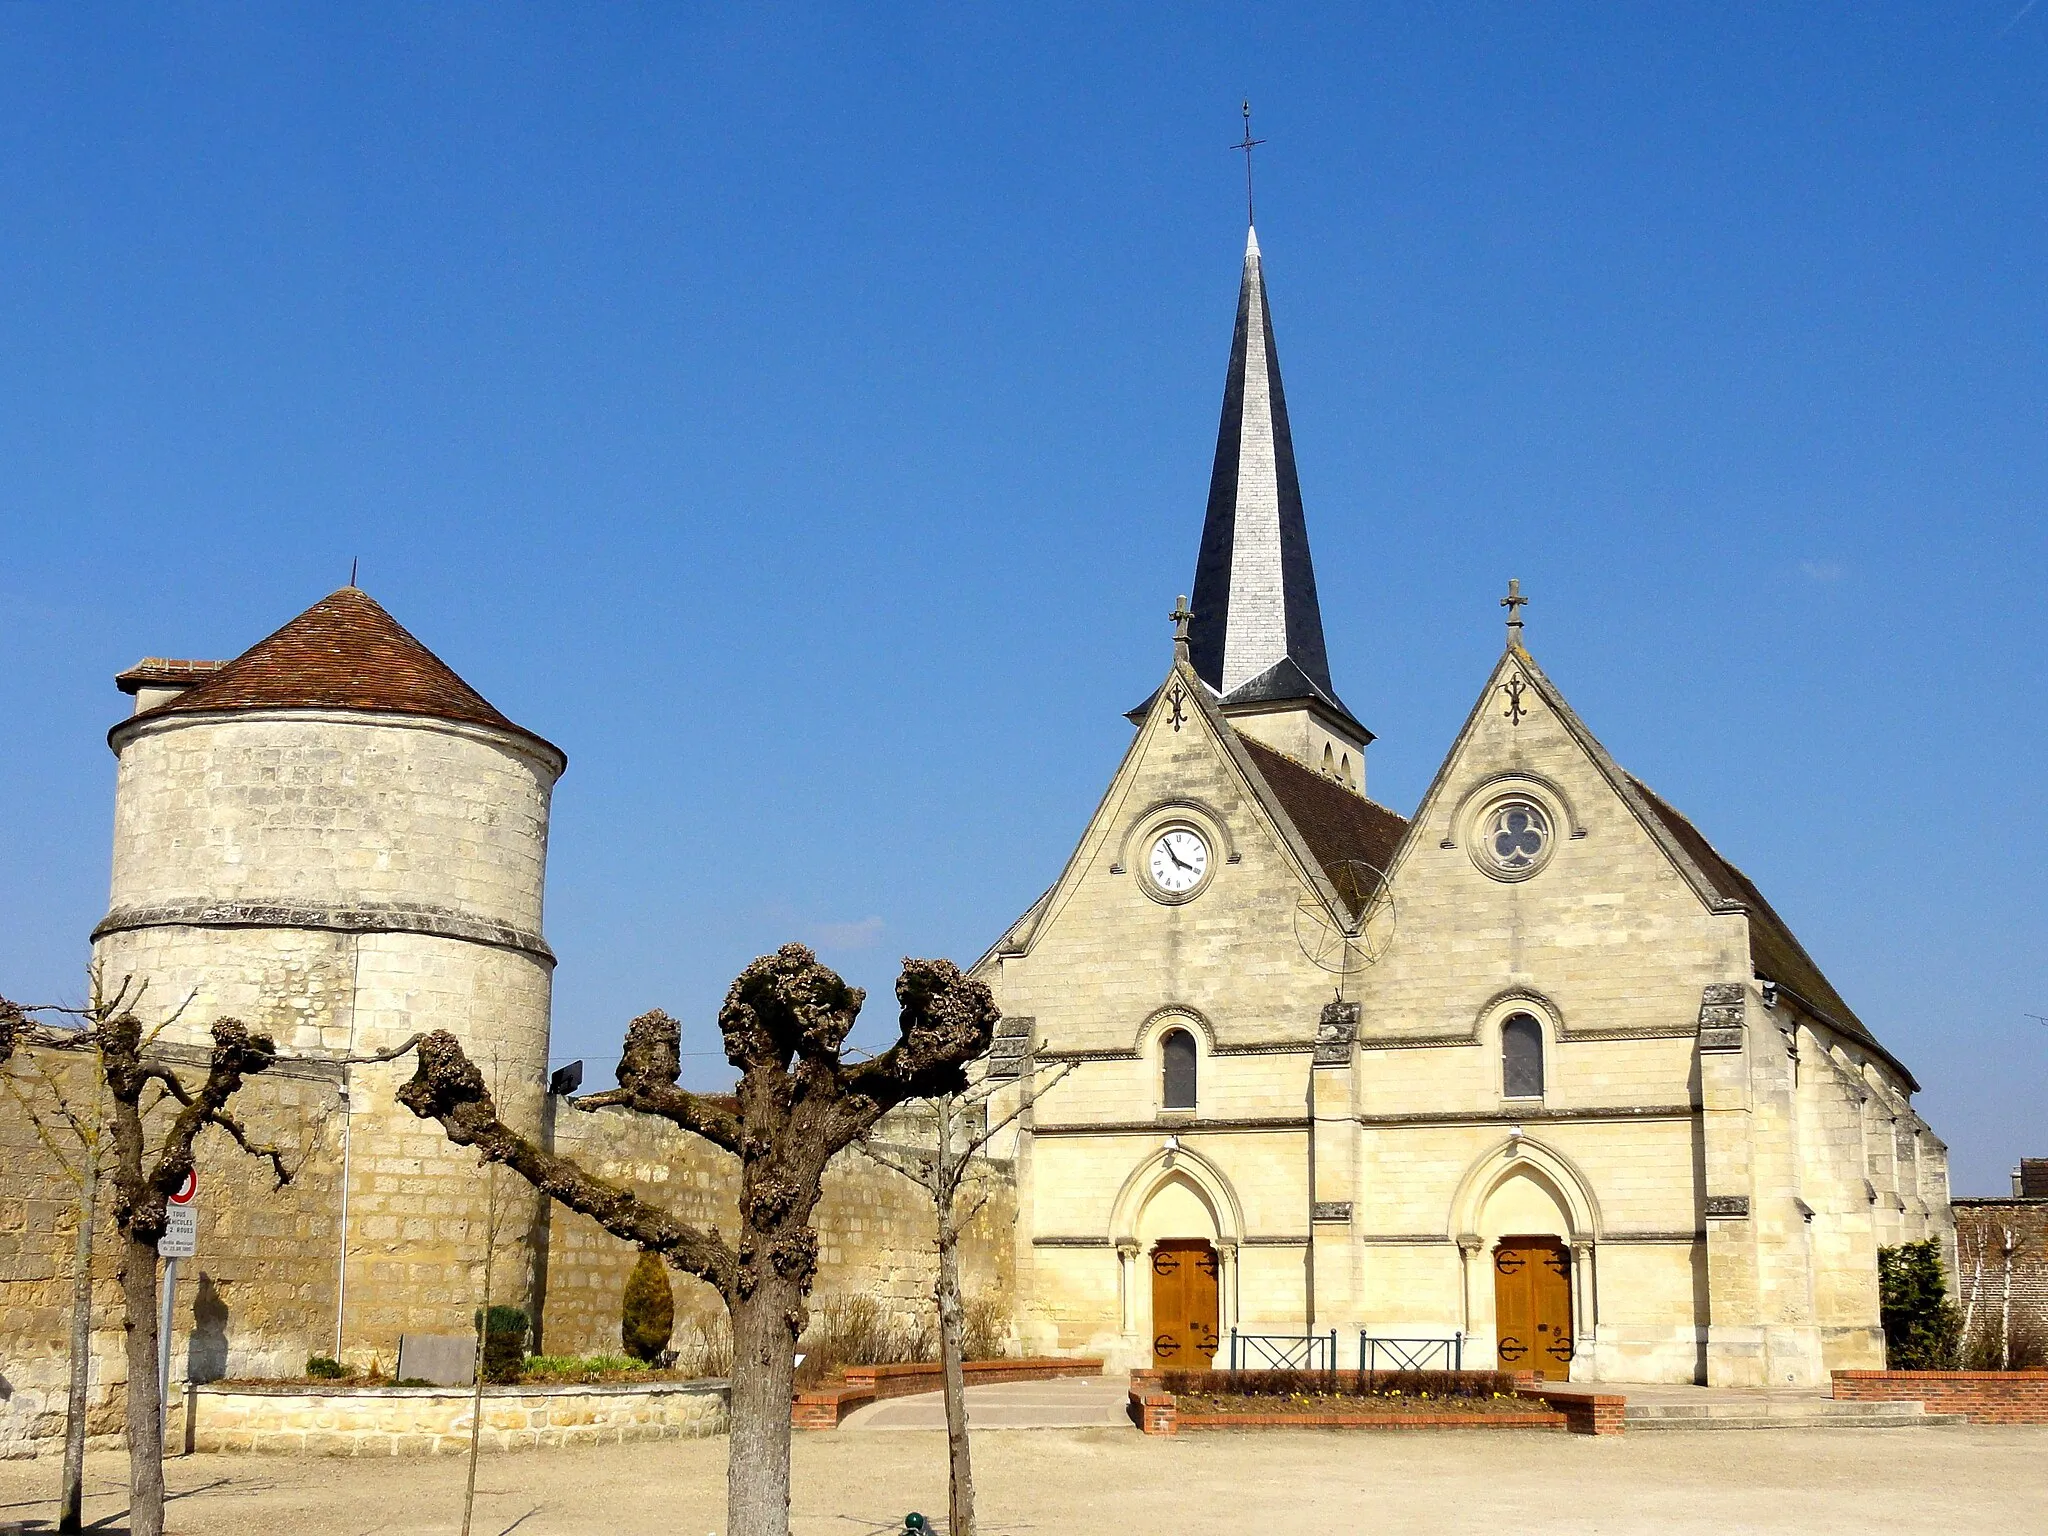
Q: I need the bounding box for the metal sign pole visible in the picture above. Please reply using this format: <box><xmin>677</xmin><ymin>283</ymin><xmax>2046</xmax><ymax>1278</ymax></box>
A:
<box><xmin>157</xmin><ymin>1256</ymin><xmax>177</xmax><ymax>1447</ymax></box>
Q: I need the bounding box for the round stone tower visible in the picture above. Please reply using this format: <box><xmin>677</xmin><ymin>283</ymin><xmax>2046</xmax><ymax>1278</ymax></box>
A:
<box><xmin>94</xmin><ymin>586</ymin><xmax>566</xmax><ymax>1364</ymax></box>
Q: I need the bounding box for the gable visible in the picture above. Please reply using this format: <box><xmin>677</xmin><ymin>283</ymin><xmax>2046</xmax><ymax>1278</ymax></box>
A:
<box><xmin>1388</xmin><ymin>640</ymin><xmax>1912</xmax><ymax>1085</ymax></box>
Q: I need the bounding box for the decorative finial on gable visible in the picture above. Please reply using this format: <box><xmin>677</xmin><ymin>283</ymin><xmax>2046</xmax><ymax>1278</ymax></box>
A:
<box><xmin>1501</xmin><ymin>578</ymin><xmax>1528</xmax><ymax>646</ymax></box>
<box><xmin>1170</xmin><ymin>594</ymin><xmax>1193</xmax><ymax>659</ymax></box>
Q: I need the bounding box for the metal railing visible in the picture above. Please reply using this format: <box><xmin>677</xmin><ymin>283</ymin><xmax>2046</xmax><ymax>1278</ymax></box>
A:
<box><xmin>1357</xmin><ymin>1332</ymin><xmax>1463</xmax><ymax>1372</ymax></box>
<box><xmin>1227</xmin><ymin>1329</ymin><xmax>1339</xmax><ymax>1371</ymax></box>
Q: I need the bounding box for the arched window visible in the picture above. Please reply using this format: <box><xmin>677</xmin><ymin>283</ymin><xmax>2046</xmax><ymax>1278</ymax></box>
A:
<box><xmin>1502</xmin><ymin>1013</ymin><xmax>1545</xmax><ymax>1099</ymax></box>
<box><xmin>1322</xmin><ymin>744</ymin><xmax>1335</xmax><ymax>776</ymax></box>
<box><xmin>1339</xmin><ymin>753</ymin><xmax>1352</xmax><ymax>787</ymax></box>
<box><xmin>1161</xmin><ymin>1028</ymin><xmax>1198</xmax><ymax>1110</ymax></box>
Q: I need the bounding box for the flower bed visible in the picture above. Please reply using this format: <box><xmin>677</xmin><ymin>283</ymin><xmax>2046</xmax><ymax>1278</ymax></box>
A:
<box><xmin>1128</xmin><ymin>1369</ymin><xmax>1623</xmax><ymax>1436</ymax></box>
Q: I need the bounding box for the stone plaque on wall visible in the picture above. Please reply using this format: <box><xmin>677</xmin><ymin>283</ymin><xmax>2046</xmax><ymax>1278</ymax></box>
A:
<box><xmin>1704</xmin><ymin>1195</ymin><xmax>1750</xmax><ymax>1219</ymax></box>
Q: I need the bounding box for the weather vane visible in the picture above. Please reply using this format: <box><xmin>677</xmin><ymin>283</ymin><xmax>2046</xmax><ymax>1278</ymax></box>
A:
<box><xmin>1233</xmin><ymin>100</ymin><xmax>1265</xmax><ymax>227</ymax></box>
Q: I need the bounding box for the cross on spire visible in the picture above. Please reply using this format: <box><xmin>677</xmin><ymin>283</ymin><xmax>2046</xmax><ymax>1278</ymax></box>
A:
<box><xmin>1170</xmin><ymin>593</ymin><xmax>1193</xmax><ymax>656</ymax></box>
<box><xmin>1233</xmin><ymin>100</ymin><xmax>1266</xmax><ymax>228</ymax></box>
<box><xmin>1501</xmin><ymin>578</ymin><xmax>1528</xmax><ymax>644</ymax></box>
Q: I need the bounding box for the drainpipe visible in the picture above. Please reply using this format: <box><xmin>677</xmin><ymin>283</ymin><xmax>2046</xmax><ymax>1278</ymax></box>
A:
<box><xmin>1304</xmin><ymin>1061</ymin><xmax>1316</xmax><ymax>1336</ymax></box>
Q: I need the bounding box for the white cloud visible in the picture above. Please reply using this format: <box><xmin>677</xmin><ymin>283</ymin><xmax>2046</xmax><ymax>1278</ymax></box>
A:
<box><xmin>806</xmin><ymin>915</ymin><xmax>885</xmax><ymax>951</ymax></box>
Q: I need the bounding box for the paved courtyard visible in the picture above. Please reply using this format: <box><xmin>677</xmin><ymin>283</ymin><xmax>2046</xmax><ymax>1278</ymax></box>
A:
<box><xmin>1</xmin><ymin>1417</ymin><xmax>2041</xmax><ymax>1535</ymax></box>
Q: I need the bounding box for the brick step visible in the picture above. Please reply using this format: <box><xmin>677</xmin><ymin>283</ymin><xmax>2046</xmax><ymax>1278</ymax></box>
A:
<box><xmin>1627</xmin><ymin>1398</ymin><xmax>1928</xmax><ymax>1420</ymax></box>
<box><xmin>1625</xmin><ymin>1405</ymin><xmax>1967</xmax><ymax>1431</ymax></box>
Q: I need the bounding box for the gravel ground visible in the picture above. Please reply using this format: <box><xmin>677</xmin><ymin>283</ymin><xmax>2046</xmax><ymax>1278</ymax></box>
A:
<box><xmin>1</xmin><ymin>1423</ymin><xmax>2040</xmax><ymax>1535</ymax></box>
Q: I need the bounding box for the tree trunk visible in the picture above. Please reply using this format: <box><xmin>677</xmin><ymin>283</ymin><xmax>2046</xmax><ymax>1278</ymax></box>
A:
<box><xmin>936</xmin><ymin>1224</ymin><xmax>975</xmax><ymax>1536</ymax></box>
<box><xmin>59</xmin><ymin>1150</ymin><xmax>98</xmax><ymax>1534</ymax></box>
<box><xmin>726</xmin><ymin>1273</ymin><xmax>801</xmax><ymax>1536</ymax></box>
<box><xmin>118</xmin><ymin>1231</ymin><xmax>166</xmax><ymax>1536</ymax></box>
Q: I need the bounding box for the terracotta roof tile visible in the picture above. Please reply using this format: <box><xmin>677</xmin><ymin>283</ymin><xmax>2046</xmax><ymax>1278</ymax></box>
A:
<box><xmin>1238</xmin><ymin>737</ymin><xmax>1407</xmax><ymax>912</ymax></box>
<box><xmin>1625</xmin><ymin>773</ymin><xmax>1906</xmax><ymax>1084</ymax></box>
<box><xmin>134</xmin><ymin>587</ymin><xmax>562</xmax><ymax>763</ymax></box>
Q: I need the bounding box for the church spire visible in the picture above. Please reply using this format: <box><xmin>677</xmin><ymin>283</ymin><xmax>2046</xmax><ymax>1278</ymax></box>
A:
<box><xmin>1186</xmin><ymin>227</ymin><xmax>1357</xmax><ymax>731</ymax></box>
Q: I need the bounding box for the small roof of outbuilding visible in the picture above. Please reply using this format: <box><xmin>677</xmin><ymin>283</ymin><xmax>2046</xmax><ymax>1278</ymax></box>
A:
<box><xmin>119</xmin><ymin>586</ymin><xmax>563</xmax><ymax>764</ymax></box>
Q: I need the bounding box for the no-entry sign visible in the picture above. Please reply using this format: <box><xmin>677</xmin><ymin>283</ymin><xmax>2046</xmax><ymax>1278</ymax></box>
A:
<box><xmin>160</xmin><ymin>1173</ymin><xmax>197</xmax><ymax>1257</ymax></box>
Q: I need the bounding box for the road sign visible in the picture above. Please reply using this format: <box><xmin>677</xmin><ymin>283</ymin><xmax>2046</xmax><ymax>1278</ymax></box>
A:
<box><xmin>169</xmin><ymin>1170</ymin><xmax>197</xmax><ymax>1206</ymax></box>
<box><xmin>158</xmin><ymin>1203</ymin><xmax>196</xmax><ymax>1259</ymax></box>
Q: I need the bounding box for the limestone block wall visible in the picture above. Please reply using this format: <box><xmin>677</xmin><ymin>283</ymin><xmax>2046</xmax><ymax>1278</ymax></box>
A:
<box><xmin>102</xmin><ymin>712</ymin><xmax>555</xmax><ymax>944</ymax></box>
<box><xmin>0</xmin><ymin>1042</ymin><xmax>346</xmax><ymax>1458</ymax></box>
<box><xmin>540</xmin><ymin>1103</ymin><xmax>1017</xmax><ymax>1358</ymax></box>
<box><xmin>176</xmin><ymin>1379</ymin><xmax>728</xmax><ymax>1455</ymax></box>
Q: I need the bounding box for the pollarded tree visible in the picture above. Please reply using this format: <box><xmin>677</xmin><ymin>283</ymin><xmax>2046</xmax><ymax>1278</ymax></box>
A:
<box><xmin>395</xmin><ymin>944</ymin><xmax>998</xmax><ymax>1536</ymax></box>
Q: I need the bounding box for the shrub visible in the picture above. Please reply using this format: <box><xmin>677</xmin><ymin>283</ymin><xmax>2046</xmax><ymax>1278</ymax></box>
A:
<box><xmin>795</xmin><ymin>1294</ymin><xmax>937</xmax><ymax>1384</ymax></box>
<box><xmin>622</xmin><ymin>1251</ymin><xmax>676</xmax><ymax>1364</ymax></box>
<box><xmin>1878</xmin><ymin>1240</ymin><xmax>1962</xmax><ymax>1370</ymax></box>
<box><xmin>475</xmin><ymin>1305</ymin><xmax>530</xmax><ymax>1385</ymax></box>
<box><xmin>962</xmin><ymin>1293</ymin><xmax>1010</xmax><ymax>1362</ymax></box>
<box><xmin>675</xmin><ymin>1313</ymin><xmax>733</xmax><ymax>1380</ymax></box>
<box><xmin>305</xmin><ymin>1355</ymin><xmax>347</xmax><ymax>1380</ymax></box>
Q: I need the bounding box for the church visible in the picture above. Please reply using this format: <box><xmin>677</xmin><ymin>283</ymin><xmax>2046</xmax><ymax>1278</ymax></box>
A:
<box><xmin>972</xmin><ymin>226</ymin><xmax>1951</xmax><ymax>1387</ymax></box>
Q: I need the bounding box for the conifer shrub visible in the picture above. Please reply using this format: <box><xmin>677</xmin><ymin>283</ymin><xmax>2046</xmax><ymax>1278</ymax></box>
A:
<box><xmin>475</xmin><ymin>1305</ymin><xmax>530</xmax><ymax>1384</ymax></box>
<box><xmin>305</xmin><ymin>1355</ymin><xmax>348</xmax><ymax>1380</ymax></box>
<box><xmin>1878</xmin><ymin>1239</ymin><xmax>1962</xmax><ymax>1370</ymax></box>
<box><xmin>622</xmin><ymin>1250</ymin><xmax>677</xmax><ymax>1364</ymax></box>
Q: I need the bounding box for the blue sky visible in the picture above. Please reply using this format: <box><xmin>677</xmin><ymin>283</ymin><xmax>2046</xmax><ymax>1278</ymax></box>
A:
<box><xmin>1</xmin><ymin>5</ymin><xmax>2041</xmax><ymax>1193</ymax></box>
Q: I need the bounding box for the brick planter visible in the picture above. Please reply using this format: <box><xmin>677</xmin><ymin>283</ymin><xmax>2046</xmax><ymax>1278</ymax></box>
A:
<box><xmin>793</xmin><ymin>1357</ymin><xmax>1104</xmax><ymax>1429</ymax></box>
<box><xmin>1832</xmin><ymin>1370</ymin><xmax>2048</xmax><ymax>1425</ymax></box>
<box><xmin>1127</xmin><ymin>1370</ymin><xmax>1624</xmax><ymax>1437</ymax></box>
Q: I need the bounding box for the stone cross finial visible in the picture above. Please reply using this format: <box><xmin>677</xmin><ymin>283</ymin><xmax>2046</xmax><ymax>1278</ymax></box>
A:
<box><xmin>1501</xmin><ymin>578</ymin><xmax>1527</xmax><ymax>644</ymax></box>
<box><xmin>1170</xmin><ymin>594</ymin><xmax>1193</xmax><ymax>656</ymax></box>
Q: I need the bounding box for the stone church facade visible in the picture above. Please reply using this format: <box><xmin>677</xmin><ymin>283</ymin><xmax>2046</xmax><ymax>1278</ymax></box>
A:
<box><xmin>975</xmin><ymin>227</ymin><xmax>1951</xmax><ymax>1387</ymax></box>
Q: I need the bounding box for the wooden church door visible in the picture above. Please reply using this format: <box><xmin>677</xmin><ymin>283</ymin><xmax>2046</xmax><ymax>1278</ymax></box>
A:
<box><xmin>1493</xmin><ymin>1237</ymin><xmax>1573</xmax><ymax>1380</ymax></box>
<box><xmin>1150</xmin><ymin>1240</ymin><xmax>1221</xmax><ymax>1369</ymax></box>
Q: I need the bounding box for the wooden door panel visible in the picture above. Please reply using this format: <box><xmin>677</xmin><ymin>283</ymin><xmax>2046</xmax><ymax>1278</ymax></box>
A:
<box><xmin>1151</xmin><ymin>1240</ymin><xmax>1220</xmax><ymax>1368</ymax></box>
<box><xmin>1494</xmin><ymin>1237</ymin><xmax>1573</xmax><ymax>1381</ymax></box>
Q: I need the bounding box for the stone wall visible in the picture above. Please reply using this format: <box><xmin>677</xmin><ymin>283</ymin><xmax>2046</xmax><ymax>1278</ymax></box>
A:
<box><xmin>0</xmin><ymin>1041</ymin><xmax>348</xmax><ymax>1459</ymax></box>
<box><xmin>1</xmin><ymin>1044</ymin><xmax>1017</xmax><ymax>1455</ymax></box>
<box><xmin>174</xmin><ymin>1379</ymin><xmax>728</xmax><ymax>1455</ymax></box>
<box><xmin>541</xmin><ymin>1102</ymin><xmax>1017</xmax><ymax>1357</ymax></box>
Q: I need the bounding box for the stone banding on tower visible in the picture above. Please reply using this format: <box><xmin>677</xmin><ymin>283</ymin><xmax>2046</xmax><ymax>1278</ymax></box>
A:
<box><xmin>93</xmin><ymin>586</ymin><xmax>565</xmax><ymax>1367</ymax></box>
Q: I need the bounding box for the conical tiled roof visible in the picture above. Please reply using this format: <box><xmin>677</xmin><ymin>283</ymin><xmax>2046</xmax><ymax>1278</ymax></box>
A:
<box><xmin>1187</xmin><ymin>227</ymin><xmax>1359</xmax><ymax>732</ymax></box>
<box><xmin>136</xmin><ymin>587</ymin><xmax>562</xmax><ymax>761</ymax></box>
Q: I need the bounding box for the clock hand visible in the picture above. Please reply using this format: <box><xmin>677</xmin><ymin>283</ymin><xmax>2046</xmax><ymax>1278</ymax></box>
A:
<box><xmin>1163</xmin><ymin>843</ymin><xmax>1190</xmax><ymax>871</ymax></box>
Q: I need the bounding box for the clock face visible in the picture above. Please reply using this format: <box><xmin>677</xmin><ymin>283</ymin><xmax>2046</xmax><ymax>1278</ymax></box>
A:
<box><xmin>1148</xmin><ymin>828</ymin><xmax>1210</xmax><ymax>895</ymax></box>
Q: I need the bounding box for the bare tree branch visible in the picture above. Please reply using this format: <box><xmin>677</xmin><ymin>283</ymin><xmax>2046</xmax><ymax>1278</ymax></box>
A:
<box><xmin>573</xmin><ymin>1010</ymin><xmax>745</xmax><ymax>1154</ymax></box>
<box><xmin>396</xmin><ymin>1029</ymin><xmax>739</xmax><ymax>1290</ymax></box>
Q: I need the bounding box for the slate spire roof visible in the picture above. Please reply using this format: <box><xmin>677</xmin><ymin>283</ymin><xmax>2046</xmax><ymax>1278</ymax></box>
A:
<box><xmin>121</xmin><ymin>586</ymin><xmax>563</xmax><ymax>764</ymax></box>
<box><xmin>1186</xmin><ymin>227</ymin><xmax>1359</xmax><ymax>731</ymax></box>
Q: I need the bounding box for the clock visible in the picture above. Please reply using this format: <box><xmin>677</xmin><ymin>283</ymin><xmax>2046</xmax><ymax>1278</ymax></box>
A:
<box><xmin>1147</xmin><ymin>828</ymin><xmax>1210</xmax><ymax>895</ymax></box>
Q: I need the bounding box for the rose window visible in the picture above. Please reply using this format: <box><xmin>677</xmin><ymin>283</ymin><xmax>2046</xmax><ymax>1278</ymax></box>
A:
<box><xmin>1484</xmin><ymin>800</ymin><xmax>1550</xmax><ymax>873</ymax></box>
